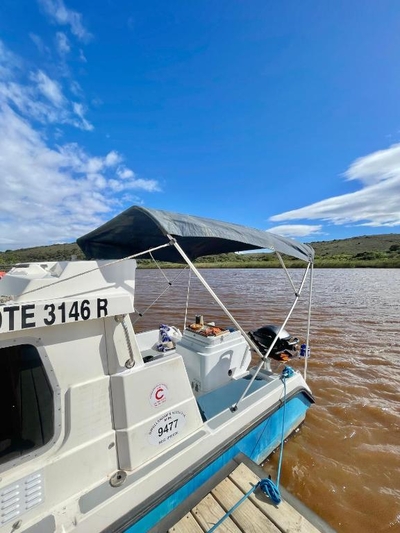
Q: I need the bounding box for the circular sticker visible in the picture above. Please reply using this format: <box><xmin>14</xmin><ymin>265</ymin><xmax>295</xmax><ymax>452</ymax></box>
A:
<box><xmin>149</xmin><ymin>383</ymin><xmax>169</xmax><ymax>407</ymax></box>
<box><xmin>148</xmin><ymin>411</ymin><xmax>186</xmax><ymax>446</ymax></box>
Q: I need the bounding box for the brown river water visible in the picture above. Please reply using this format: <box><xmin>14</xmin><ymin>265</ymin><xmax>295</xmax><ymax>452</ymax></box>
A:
<box><xmin>133</xmin><ymin>268</ymin><xmax>400</xmax><ymax>533</ymax></box>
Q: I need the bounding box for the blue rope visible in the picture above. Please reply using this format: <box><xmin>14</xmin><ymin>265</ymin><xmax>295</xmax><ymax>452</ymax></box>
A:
<box><xmin>207</xmin><ymin>484</ymin><xmax>259</xmax><ymax>533</ymax></box>
<box><xmin>207</xmin><ymin>366</ymin><xmax>294</xmax><ymax>532</ymax></box>
<box><xmin>260</xmin><ymin>365</ymin><xmax>295</xmax><ymax>505</ymax></box>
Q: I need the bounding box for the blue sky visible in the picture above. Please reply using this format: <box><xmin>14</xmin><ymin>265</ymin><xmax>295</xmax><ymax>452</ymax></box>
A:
<box><xmin>1</xmin><ymin>0</ymin><xmax>400</xmax><ymax>250</ymax></box>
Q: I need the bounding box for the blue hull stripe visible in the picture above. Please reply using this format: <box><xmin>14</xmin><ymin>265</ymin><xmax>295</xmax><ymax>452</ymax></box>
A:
<box><xmin>123</xmin><ymin>393</ymin><xmax>310</xmax><ymax>533</ymax></box>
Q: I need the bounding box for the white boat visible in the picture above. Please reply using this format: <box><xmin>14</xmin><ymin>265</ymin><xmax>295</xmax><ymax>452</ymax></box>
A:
<box><xmin>0</xmin><ymin>206</ymin><xmax>315</xmax><ymax>533</ymax></box>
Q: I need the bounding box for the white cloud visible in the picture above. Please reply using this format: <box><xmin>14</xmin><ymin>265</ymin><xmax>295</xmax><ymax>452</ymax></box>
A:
<box><xmin>268</xmin><ymin>225</ymin><xmax>323</xmax><ymax>238</ymax></box>
<box><xmin>0</xmin><ymin>80</ymin><xmax>63</xmax><ymax>124</ymax></box>
<box><xmin>78</xmin><ymin>49</ymin><xmax>87</xmax><ymax>63</ymax></box>
<box><xmin>38</xmin><ymin>0</ymin><xmax>92</xmax><ymax>42</ymax></box>
<box><xmin>107</xmin><ymin>175</ymin><xmax>160</xmax><ymax>193</ymax></box>
<box><xmin>345</xmin><ymin>144</ymin><xmax>400</xmax><ymax>185</ymax></box>
<box><xmin>0</xmin><ymin>76</ymin><xmax>91</xmax><ymax>130</ymax></box>
<box><xmin>0</xmin><ymin>40</ymin><xmax>160</xmax><ymax>249</ymax></box>
<box><xmin>270</xmin><ymin>143</ymin><xmax>400</xmax><ymax>228</ymax></box>
<box><xmin>0</xmin><ymin>41</ymin><xmax>20</xmax><ymax>79</ymax></box>
<box><xmin>55</xmin><ymin>31</ymin><xmax>70</xmax><ymax>55</ymax></box>
<box><xmin>105</xmin><ymin>150</ymin><xmax>122</xmax><ymax>167</ymax></box>
<box><xmin>30</xmin><ymin>70</ymin><xmax>65</xmax><ymax>106</ymax></box>
<box><xmin>0</xmin><ymin>43</ymin><xmax>92</xmax><ymax>131</ymax></box>
<box><xmin>70</xmin><ymin>80</ymin><xmax>82</xmax><ymax>96</ymax></box>
<box><xmin>29</xmin><ymin>33</ymin><xmax>50</xmax><ymax>56</ymax></box>
<box><xmin>0</xmin><ymin>104</ymin><xmax>160</xmax><ymax>248</ymax></box>
<box><xmin>71</xmin><ymin>102</ymin><xmax>93</xmax><ymax>131</ymax></box>
<box><xmin>125</xmin><ymin>178</ymin><xmax>160</xmax><ymax>192</ymax></box>
<box><xmin>117</xmin><ymin>167</ymin><xmax>135</xmax><ymax>179</ymax></box>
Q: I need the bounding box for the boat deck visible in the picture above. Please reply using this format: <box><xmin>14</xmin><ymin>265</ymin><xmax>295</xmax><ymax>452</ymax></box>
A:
<box><xmin>166</xmin><ymin>457</ymin><xmax>334</xmax><ymax>533</ymax></box>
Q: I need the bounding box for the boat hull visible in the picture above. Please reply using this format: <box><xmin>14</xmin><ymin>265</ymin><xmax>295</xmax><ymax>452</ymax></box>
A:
<box><xmin>116</xmin><ymin>391</ymin><xmax>311</xmax><ymax>533</ymax></box>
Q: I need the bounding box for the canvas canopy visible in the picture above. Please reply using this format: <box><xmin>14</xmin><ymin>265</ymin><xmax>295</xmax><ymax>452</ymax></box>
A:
<box><xmin>77</xmin><ymin>206</ymin><xmax>314</xmax><ymax>263</ymax></box>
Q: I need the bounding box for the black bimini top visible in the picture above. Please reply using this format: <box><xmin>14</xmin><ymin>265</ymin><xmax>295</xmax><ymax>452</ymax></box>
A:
<box><xmin>77</xmin><ymin>206</ymin><xmax>314</xmax><ymax>264</ymax></box>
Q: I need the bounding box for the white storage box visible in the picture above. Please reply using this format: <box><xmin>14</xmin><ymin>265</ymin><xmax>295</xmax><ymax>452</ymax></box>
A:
<box><xmin>176</xmin><ymin>328</ymin><xmax>251</xmax><ymax>394</ymax></box>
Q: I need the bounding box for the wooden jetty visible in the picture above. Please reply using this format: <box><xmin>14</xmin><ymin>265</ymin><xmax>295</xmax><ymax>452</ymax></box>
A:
<box><xmin>155</xmin><ymin>454</ymin><xmax>335</xmax><ymax>533</ymax></box>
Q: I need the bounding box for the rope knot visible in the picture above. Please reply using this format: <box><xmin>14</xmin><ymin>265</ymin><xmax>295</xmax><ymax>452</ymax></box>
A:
<box><xmin>258</xmin><ymin>478</ymin><xmax>282</xmax><ymax>505</ymax></box>
<box><xmin>281</xmin><ymin>366</ymin><xmax>295</xmax><ymax>380</ymax></box>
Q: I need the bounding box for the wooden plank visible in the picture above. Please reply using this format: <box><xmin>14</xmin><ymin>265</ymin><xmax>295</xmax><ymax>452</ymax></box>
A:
<box><xmin>212</xmin><ymin>477</ymin><xmax>281</xmax><ymax>533</ymax></box>
<box><xmin>229</xmin><ymin>463</ymin><xmax>322</xmax><ymax>533</ymax></box>
<box><xmin>168</xmin><ymin>511</ymin><xmax>204</xmax><ymax>533</ymax></box>
<box><xmin>192</xmin><ymin>493</ymin><xmax>243</xmax><ymax>533</ymax></box>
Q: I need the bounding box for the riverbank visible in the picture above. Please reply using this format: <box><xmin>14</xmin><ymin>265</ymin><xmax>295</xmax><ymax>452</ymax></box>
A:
<box><xmin>1</xmin><ymin>257</ymin><xmax>400</xmax><ymax>270</ymax></box>
<box><xmin>1</xmin><ymin>233</ymin><xmax>399</xmax><ymax>268</ymax></box>
<box><xmin>138</xmin><ymin>258</ymin><xmax>400</xmax><ymax>268</ymax></box>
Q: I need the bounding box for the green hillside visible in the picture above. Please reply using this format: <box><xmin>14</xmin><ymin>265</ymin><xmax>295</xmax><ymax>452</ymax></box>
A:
<box><xmin>1</xmin><ymin>233</ymin><xmax>400</xmax><ymax>269</ymax></box>
<box><xmin>0</xmin><ymin>243</ymin><xmax>85</xmax><ymax>267</ymax></box>
<box><xmin>310</xmin><ymin>233</ymin><xmax>400</xmax><ymax>256</ymax></box>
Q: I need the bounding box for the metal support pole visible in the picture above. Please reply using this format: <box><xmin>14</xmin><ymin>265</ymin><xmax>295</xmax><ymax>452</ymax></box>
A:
<box><xmin>168</xmin><ymin>236</ymin><xmax>265</xmax><ymax>359</ymax></box>
<box><xmin>304</xmin><ymin>263</ymin><xmax>314</xmax><ymax>381</ymax></box>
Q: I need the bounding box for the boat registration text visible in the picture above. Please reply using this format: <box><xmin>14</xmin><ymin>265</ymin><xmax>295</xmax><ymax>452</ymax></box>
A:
<box><xmin>0</xmin><ymin>297</ymin><xmax>109</xmax><ymax>333</ymax></box>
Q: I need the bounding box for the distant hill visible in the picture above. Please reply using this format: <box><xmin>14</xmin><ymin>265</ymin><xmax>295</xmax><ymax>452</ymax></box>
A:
<box><xmin>0</xmin><ymin>243</ymin><xmax>85</xmax><ymax>267</ymax></box>
<box><xmin>309</xmin><ymin>233</ymin><xmax>400</xmax><ymax>257</ymax></box>
<box><xmin>0</xmin><ymin>233</ymin><xmax>399</xmax><ymax>268</ymax></box>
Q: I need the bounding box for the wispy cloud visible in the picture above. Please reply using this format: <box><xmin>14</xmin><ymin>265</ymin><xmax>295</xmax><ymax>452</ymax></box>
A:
<box><xmin>270</xmin><ymin>144</ymin><xmax>400</xmax><ymax>228</ymax></box>
<box><xmin>29</xmin><ymin>33</ymin><xmax>51</xmax><ymax>56</ymax></box>
<box><xmin>38</xmin><ymin>0</ymin><xmax>92</xmax><ymax>42</ymax></box>
<box><xmin>0</xmin><ymin>66</ymin><xmax>92</xmax><ymax>130</ymax></box>
<box><xmin>31</xmin><ymin>70</ymin><xmax>65</xmax><ymax>106</ymax></box>
<box><xmin>71</xmin><ymin>102</ymin><xmax>93</xmax><ymax>131</ymax></box>
<box><xmin>78</xmin><ymin>49</ymin><xmax>87</xmax><ymax>63</ymax></box>
<box><xmin>70</xmin><ymin>80</ymin><xmax>83</xmax><ymax>97</ymax></box>
<box><xmin>55</xmin><ymin>31</ymin><xmax>70</xmax><ymax>55</ymax></box>
<box><xmin>117</xmin><ymin>168</ymin><xmax>135</xmax><ymax>179</ymax></box>
<box><xmin>0</xmin><ymin>40</ymin><xmax>160</xmax><ymax>249</ymax></box>
<box><xmin>0</xmin><ymin>41</ymin><xmax>20</xmax><ymax>79</ymax></box>
<box><xmin>0</xmin><ymin>103</ymin><xmax>159</xmax><ymax>248</ymax></box>
<box><xmin>268</xmin><ymin>225</ymin><xmax>323</xmax><ymax>238</ymax></box>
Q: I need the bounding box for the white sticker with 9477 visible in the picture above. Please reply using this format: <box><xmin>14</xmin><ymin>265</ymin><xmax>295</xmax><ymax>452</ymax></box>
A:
<box><xmin>0</xmin><ymin>297</ymin><xmax>109</xmax><ymax>333</ymax></box>
<box><xmin>148</xmin><ymin>411</ymin><xmax>186</xmax><ymax>446</ymax></box>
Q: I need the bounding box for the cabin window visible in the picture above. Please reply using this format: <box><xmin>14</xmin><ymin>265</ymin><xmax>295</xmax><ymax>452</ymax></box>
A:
<box><xmin>0</xmin><ymin>344</ymin><xmax>54</xmax><ymax>466</ymax></box>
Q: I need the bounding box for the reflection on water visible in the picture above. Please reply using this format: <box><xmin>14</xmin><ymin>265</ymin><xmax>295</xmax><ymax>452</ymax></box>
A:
<box><xmin>134</xmin><ymin>268</ymin><xmax>400</xmax><ymax>533</ymax></box>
